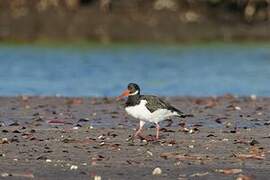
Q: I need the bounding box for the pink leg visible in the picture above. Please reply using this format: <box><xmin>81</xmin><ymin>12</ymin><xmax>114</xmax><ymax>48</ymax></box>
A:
<box><xmin>156</xmin><ymin>123</ymin><xmax>160</xmax><ymax>140</ymax></box>
<box><xmin>134</xmin><ymin>120</ymin><xmax>145</xmax><ymax>137</ymax></box>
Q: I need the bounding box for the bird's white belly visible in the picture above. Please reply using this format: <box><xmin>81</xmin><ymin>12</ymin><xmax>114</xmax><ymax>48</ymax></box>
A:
<box><xmin>125</xmin><ymin>100</ymin><xmax>177</xmax><ymax>123</ymax></box>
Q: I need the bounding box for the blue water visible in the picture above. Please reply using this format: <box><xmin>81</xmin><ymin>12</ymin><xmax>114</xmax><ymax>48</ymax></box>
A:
<box><xmin>0</xmin><ymin>43</ymin><xmax>270</xmax><ymax>97</ymax></box>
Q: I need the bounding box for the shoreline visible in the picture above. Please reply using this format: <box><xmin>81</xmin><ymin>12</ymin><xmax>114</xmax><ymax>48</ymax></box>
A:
<box><xmin>0</xmin><ymin>96</ymin><xmax>269</xmax><ymax>179</ymax></box>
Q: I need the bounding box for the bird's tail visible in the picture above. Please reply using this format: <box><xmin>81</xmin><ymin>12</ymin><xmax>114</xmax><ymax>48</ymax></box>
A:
<box><xmin>174</xmin><ymin>110</ymin><xmax>194</xmax><ymax>118</ymax></box>
<box><xmin>170</xmin><ymin>107</ymin><xmax>194</xmax><ymax>118</ymax></box>
<box><xmin>177</xmin><ymin>114</ymin><xmax>194</xmax><ymax>118</ymax></box>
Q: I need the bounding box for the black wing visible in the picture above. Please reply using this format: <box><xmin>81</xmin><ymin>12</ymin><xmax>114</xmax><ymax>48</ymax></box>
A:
<box><xmin>141</xmin><ymin>95</ymin><xmax>184</xmax><ymax>115</ymax></box>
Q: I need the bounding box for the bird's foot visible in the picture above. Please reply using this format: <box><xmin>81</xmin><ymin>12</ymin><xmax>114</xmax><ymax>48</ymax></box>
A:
<box><xmin>142</xmin><ymin>134</ymin><xmax>159</xmax><ymax>142</ymax></box>
<box><xmin>127</xmin><ymin>133</ymin><xmax>160</xmax><ymax>142</ymax></box>
<box><xmin>126</xmin><ymin>133</ymin><xmax>143</xmax><ymax>142</ymax></box>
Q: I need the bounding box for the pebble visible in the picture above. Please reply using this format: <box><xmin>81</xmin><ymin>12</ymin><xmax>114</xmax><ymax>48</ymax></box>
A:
<box><xmin>189</xmin><ymin>129</ymin><xmax>194</xmax><ymax>134</ymax></box>
<box><xmin>152</xmin><ymin>167</ymin><xmax>162</xmax><ymax>175</ymax></box>
<box><xmin>46</xmin><ymin>159</ymin><xmax>52</xmax><ymax>163</ymax></box>
<box><xmin>1</xmin><ymin>138</ymin><xmax>9</xmax><ymax>144</ymax></box>
<box><xmin>190</xmin><ymin>172</ymin><xmax>209</xmax><ymax>177</ymax></box>
<box><xmin>250</xmin><ymin>139</ymin><xmax>259</xmax><ymax>146</ymax></box>
<box><xmin>174</xmin><ymin>161</ymin><xmax>182</xmax><ymax>166</ymax></box>
<box><xmin>98</xmin><ymin>135</ymin><xmax>105</xmax><ymax>139</ymax></box>
<box><xmin>94</xmin><ymin>175</ymin><xmax>102</xmax><ymax>180</ymax></box>
<box><xmin>70</xmin><ymin>165</ymin><xmax>78</xmax><ymax>170</ymax></box>
<box><xmin>225</xmin><ymin>122</ymin><xmax>232</xmax><ymax>127</ymax></box>
<box><xmin>235</xmin><ymin>106</ymin><xmax>241</xmax><ymax>110</ymax></box>
<box><xmin>1</xmin><ymin>173</ymin><xmax>9</xmax><ymax>177</ymax></box>
<box><xmin>146</xmin><ymin>151</ymin><xmax>153</xmax><ymax>156</ymax></box>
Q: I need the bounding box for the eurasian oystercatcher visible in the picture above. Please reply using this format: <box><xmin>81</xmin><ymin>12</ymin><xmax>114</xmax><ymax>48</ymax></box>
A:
<box><xmin>117</xmin><ymin>83</ymin><xmax>187</xmax><ymax>140</ymax></box>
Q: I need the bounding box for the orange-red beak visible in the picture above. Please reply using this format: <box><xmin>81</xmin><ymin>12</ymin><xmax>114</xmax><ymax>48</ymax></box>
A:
<box><xmin>116</xmin><ymin>89</ymin><xmax>130</xmax><ymax>100</ymax></box>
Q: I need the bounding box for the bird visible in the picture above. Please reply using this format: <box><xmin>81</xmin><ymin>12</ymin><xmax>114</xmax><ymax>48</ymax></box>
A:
<box><xmin>117</xmin><ymin>83</ymin><xmax>187</xmax><ymax>140</ymax></box>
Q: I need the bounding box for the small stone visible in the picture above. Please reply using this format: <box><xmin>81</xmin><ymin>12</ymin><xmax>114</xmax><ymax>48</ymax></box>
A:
<box><xmin>94</xmin><ymin>175</ymin><xmax>102</xmax><ymax>180</ymax></box>
<box><xmin>1</xmin><ymin>138</ymin><xmax>9</xmax><ymax>144</ymax></box>
<box><xmin>70</xmin><ymin>165</ymin><xmax>78</xmax><ymax>170</ymax></box>
<box><xmin>12</xmin><ymin>130</ymin><xmax>21</xmax><ymax>133</ymax></box>
<box><xmin>46</xmin><ymin>159</ymin><xmax>52</xmax><ymax>162</ymax></box>
<box><xmin>1</xmin><ymin>173</ymin><xmax>10</xmax><ymax>177</ymax></box>
<box><xmin>236</xmin><ymin>174</ymin><xmax>252</xmax><ymax>180</ymax></box>
<box><xmin>37</xmin><ymin>155</ymin><xmax>48</xmax><ymax>160</ymax></box>
<box><xmin>250</xmin><ymin>139</ymin><xmax>259</xmax><ymax>146</ymax></box>
<box><xmin>190</xmin><ymin>172</ymin><xmax>209</xmax><ymax>177</ymax></box>
<box><xmin>9</xmin><ymin>122</ymin><xmax>20</xmax><ymax>126</ymax></box>
<box><xmin>98</xmin><ymin>135</ymin><xmax>105</xmax><ymax>139</ymax></box>
<box><xmin>78</xmin><ymin>118</ymin><xmax>89</xmax><ymax>122</ymax></box>
<box><xmin>174</xmin><ymin>161</ymin><xmax>182</xmax><ymax>166</ymax></box>
<box><xmin>185</xmin><ymin>11</ymin><xmax>200</xmax><ymax>22</ymax></box>
<box><xmin>235</xmin><ymin>106</ymin><xmax>241</xmax><ymax>110</ymax></box>
<box><xmin>152</xmin><ymin>167</ymin><xmax>162</xmax><ymax>175</ymax></box>
<box><xmin>154</xmin><ymin>0</ymin><xmax>177</xmax><ymax>11</ymax></box>
<box><xmin>189</xmin><ymin>129</ymin><xmax>194</xmax><ymax>134</ymax></box>
<box><xmin>245</xmin><ymin>4</ymin><xmax>256</xmax><ymax>17</ymax></box>
<box><xmin>146</xmin><ymin>151</ymin><xmax>153</xmax><ymax>156</ymax></box>
<box><xmin>2</xmin><ymin>129</ymin><xmax>8</xmax><ymax>133</ymax></box>
<box><xmin>216</xmin><ymin>168</ymin><xmax>242</xmax><ymax>175</ymax></box>
<box><xmin>225</xmin><ymin>122</ymin><xmax>232</xmax><ymax>128</ymax></box>
<box><xmin>183</xmin><ymin>127</ymin><xmax>189</xmax><ymax>132</ymax></box>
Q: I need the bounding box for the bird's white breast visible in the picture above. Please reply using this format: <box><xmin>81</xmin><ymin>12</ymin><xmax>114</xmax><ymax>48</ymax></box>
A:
<box><xmin>125</xmin><ymin>100</ymin><xmax>151</xmax><ymax>121</ymax></box>
<box><xmin>125</xmin><ymin>100</ymin><xmax>178</xmax><ymax>123</ymax></box>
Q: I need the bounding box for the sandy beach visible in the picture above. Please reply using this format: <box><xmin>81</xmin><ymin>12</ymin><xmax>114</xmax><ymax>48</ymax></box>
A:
<box><xmin>0</xmin><ymin>96</ymin><xmax>269</xmax><ymax>179</ymax></box>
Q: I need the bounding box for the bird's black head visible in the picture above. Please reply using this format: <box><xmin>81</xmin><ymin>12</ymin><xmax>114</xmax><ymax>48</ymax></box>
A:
<box><xmin>117</xmin><ymin>83</ymin><xmax>140</xmax><ymax>100</ymax></box>
<box><xmin>127</xmin><ymin>83</ymin><xmax>140</xmax><ymax>95</ymax></box>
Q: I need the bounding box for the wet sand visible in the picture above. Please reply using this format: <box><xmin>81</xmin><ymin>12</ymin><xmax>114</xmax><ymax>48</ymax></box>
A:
<box><xmin>0</xmin><ymin>96</ymin><xmax>269</xmax><ymax>179</ymax></box>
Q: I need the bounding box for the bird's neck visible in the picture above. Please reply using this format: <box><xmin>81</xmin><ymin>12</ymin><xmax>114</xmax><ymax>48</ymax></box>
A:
<box><xmin>126</xmin><ymin>94</ymin><xmax>140</xmax><ymax>107</ymax></box>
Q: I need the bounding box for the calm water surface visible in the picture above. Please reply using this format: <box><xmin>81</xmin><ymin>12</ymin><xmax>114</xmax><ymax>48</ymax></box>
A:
<box><xmin>0</xmin><ymin>43</ymin><xmax>270</xmax><ymax>97</ymax></box>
